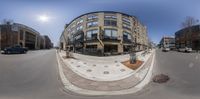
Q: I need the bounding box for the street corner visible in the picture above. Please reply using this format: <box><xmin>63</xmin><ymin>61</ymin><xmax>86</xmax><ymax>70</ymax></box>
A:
<box><xmin>56</xmin><ymin>50</ymin><xmax>156</xmax><ymax>95</ymax></box>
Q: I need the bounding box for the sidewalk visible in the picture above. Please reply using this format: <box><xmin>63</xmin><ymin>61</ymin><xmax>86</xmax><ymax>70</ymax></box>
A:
<box><xmin>56</xmin><ymin>50</ymin><xmax>155</xmax><ymax>95</ymax></box>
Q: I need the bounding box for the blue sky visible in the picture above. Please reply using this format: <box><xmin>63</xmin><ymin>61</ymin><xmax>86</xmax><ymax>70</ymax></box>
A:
<box><xmin>0</xmin><ymin>0</ymin><xmax>200</xmax><ymax>45</ymax></box>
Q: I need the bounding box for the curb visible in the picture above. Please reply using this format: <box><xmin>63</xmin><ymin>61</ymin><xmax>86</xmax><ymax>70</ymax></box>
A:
<box><xmin>56</xmin><ymin>50</ymin><xmax>156</xmax><ymax>96</ymax></box>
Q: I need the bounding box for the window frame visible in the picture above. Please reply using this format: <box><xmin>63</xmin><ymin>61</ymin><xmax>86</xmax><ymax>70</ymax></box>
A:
<box><xmin>87</xmin><ymin>15</ymin><xmax>98</xmax><ymax>20</ymax></box>
<box><xmin>20</xmin><ymin>30</ymin><xmax>24</xmax><ymax>40</ymax></box>
<box><xmin>104</xmin><ymin>29</ymin><xmax>118</xmax><ymax>39</ymax></box>
<box><xmin>87</xmin><ymin>21</ymin><xmax>98</xmax><ymax>28</ymax></box>
<box><xmin>123</xmin><ymin>32</ymin><xmax>132</xmax><ymax>41</ymax></box>
<box><xmin>104</xmin><ymin>20</ymin><xmax>117</xmax><ymax>27</ymax></box>
<box><xmin>86</xmin><ymin>29</ymin><xmax>98</xmax><ymax>40</ymax></box>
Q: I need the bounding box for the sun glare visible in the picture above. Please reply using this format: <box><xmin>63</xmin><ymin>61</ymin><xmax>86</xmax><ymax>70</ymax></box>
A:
<box><xmin>38</xmin><ymin>15</ymin><xmax>49</xmax><ymax>22</ymax></box>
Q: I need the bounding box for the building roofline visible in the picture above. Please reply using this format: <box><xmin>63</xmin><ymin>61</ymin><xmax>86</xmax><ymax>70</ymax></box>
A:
<box><xmin>13</xmin><ymin>23</ymin><xmax>40</xmax><ymax>35</ymax></box>
<box><xmin>60</xmin><ymin>11</ymin><xmax>139</xmax><ymax>40</ymax></box>
<box><xmin>67</xmin><ymin>11</ymin><xmax>137</xmax><ymax>26</ymax></box>
<box><xmin>175</xmin><ymin>24</ymin><xmax>200</xmax><ymax>35</ymax></box>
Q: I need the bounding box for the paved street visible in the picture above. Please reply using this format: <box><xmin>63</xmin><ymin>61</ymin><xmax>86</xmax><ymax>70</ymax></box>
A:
<box><xmin>0</xmin><ymin>50</ymin><xmax>68</xmax><ymax>99</ymax></box>
<box><xmin>0</xmin><ymin>49</ymin><xmax>200</xmax><ymax>99</ymax></box>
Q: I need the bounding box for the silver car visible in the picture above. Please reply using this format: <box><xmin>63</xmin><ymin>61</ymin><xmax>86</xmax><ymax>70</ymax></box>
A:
<box><xmin>178</xmin><ymin>47</ymin><xmax>192</xmax><ymax>53</ymax></box>
<box><xmin>162</xmin><ymin>47</ymin><xmax>170</xmax><ymax>52</ymax></box>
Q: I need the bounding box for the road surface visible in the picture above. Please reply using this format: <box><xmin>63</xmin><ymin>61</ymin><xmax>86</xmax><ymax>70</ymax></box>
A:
<box><xmin>0</xmin><ymin>49</ymin><xmax>200</xmax><ymax>99</ymax></box>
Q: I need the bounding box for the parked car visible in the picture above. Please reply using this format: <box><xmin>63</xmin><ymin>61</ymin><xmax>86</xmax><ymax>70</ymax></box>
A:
<box><xmin>1</xmin><ymin>45</ymin><xmax>28</xmax><ymax>54</ymax></box>
<box><xmin>162</xmin><ymin>47</ymin><xmax>170</xmax><ymax>52</ymax></box>
<box><xmin>178</xmin><ymin>47</ymin><xmax>192</xmax><ymax>53</ymax></box>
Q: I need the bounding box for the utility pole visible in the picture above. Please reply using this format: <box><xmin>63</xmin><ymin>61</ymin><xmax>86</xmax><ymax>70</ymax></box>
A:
<box><xmin>0</xmin><ymin>27</ymin><xmax>1</xmax><ymax>50</ymax></box>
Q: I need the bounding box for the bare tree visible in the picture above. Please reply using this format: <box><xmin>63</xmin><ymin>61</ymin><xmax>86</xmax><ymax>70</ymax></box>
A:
<box><xmin>181</xmin><ymin>16</ymin><xmax>199</xmax><ymax>28</ymax></box>
<box><xmin>181</xmin><ymin>16</ymin><xmax>199</xmax><ymax>49</ymax></box>
<box><xmin>2</xmin><ymin>19</ymin><xmax>13</xmax><ymax>25</ymax></box>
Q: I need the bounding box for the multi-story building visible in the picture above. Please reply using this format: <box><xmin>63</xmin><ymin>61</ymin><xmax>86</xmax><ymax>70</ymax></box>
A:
<box><xmin>60</xmin><ymin>11</ymin><xmax>149</xmax><ymax>55</ymax></box>
<box><xmin>175</xmin><ymin>25</ymin><xmax>200</xmax><ymax>50</ymax></box>
<box><xmin>43</xmin><ymin>35</ymin><xmax>53</xmax><ymax>49</ymax></box>
<box><xmin>0</xmin><ymin>22</ymin><xmax>52</xmax><ymax>50</ymax></box>
<box><xmin>159</xmin><ymin>36</ymin><xmax>175</xmax><ymax>49</ymax></box>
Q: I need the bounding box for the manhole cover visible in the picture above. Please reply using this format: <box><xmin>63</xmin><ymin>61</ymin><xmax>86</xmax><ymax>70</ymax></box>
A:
<box><xmin>76</xmin><ymin>65</ymin><xmax>80</xmax><ymax>67</ymax></box>
<box><xmin>93</xmin><ymin>64</ymin><xmax>96</xmax><ymax>67</ymax></box>
<box><xmin>120</xmin><ymin>69</ymin><xmax>126</xmax><ymax>72</ymax></box>
<box><xmin>115</xmin><ymin>61</ymin><xmax>118</xmax><ymax>63</ymax></box>
<box><xmin>71</xmin><ymin>62</ymin><xmax>73</xmax><ymax>64</ymax></box>
<box><xmin>116</xmin><ymin>64</ymin><xmax>120</xmax><ymax>67</ymax></box>
<box><xmin>84</xmin><ymin>62</ymin><xmax>87</xmax><ymax>64</ymax></box>
<box><xmin>103</xmin><ymin>71</ymin><xmax>109</xmax><ymax>74</ymax></box>
<box><xmin>153</xmin><ymin>74</ymin><xmax>169</xmax><ymax>83</ymax></box>
<box><xmin>86</xmin><ymin>69</ymin><xmax>92</xmax><ymax>72</ymax></box>
<box><xmin>104</xmin><ymin>65</ymin><xmax>108</xmax><ymax>68</ymax></box>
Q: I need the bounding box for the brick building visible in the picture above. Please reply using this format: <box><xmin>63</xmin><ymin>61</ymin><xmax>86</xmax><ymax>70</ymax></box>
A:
<box><xmin>43</xmin><ymin>35</ymin><xmax>53</xmax><ymax>49</ymax></box>
<box><xmin>0</xmin><ymin>22</ymin><xmax>52</xmax><ymax>50</ymax></box>
<box><xmin>159</xmin><ymin>36</ymin><xmax>175</xmax><ymax>50</ymax></box>
<box><xmin>175</xmin><ymin>25</ymin><xmax>200</xmax><ymax>50</ymax></box>
<box><xmin>60</xmin><ymin>11</ymin><xmax>149</xmax><ymax>55</ymax></box>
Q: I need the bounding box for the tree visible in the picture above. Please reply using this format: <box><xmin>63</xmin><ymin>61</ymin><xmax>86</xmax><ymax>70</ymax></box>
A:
<box><xmin>129</xmin><ymin>38</ymin><xmax>137</xmax><ymax>64</ymax></box>
<box><xmin>2</xmin><ymin>19</ymin><xmax>13</xmax><ymax>25</ymax></box>
<box><xmin>181</xmin><ymin>16</ymin><xmax>199</xmax><ymax>48</ymax></box>
<box><xmin>181</xmin><ymin>16</ymin><xmax>199</xmax><ymax>28</ymax></box>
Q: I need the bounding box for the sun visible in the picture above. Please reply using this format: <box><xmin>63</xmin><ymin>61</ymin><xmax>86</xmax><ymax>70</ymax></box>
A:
<box><xmin>38</xmin><ymin>15</ymin><xmax>49</xmax><ymax>22</ymax></box>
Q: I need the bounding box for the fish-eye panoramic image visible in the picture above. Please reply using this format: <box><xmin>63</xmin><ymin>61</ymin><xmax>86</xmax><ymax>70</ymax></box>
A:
<box><xmin>0</xmin><ymin>0</ymin><xmax>200</xmax><ymax>99</ymax></box>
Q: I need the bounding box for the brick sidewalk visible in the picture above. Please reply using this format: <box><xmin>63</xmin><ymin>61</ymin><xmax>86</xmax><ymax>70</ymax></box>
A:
<box><xmin>58</xmin><ymin>52</ymin><xmax>153</xmax><ymax>91</ymax></box>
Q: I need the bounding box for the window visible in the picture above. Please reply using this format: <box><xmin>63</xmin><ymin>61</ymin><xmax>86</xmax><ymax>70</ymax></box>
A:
<box><xmin>123</xmin><ymin>23</ymin><xmax>131</xmax><ymax>30</ymax></box>
<box><xmin>123</xmin><ymin>32</ymin><xmax>132</xmax><ymax>41</ymax></box>
<box><xmin>122</xmin><ymin>17</ymin><xmax>131</xmax><ymax>30</ymax></box>
<box><xmin>20</xmin><ymin>30</ymin><xmax>23</xmax><ymax>40</ymax></box>
<box><xmin>87</xmin><ymin>21</ymin><xmax>98</xmax><ymax>27</ymax></box>
<box><xmin>122</xmin><ymin>17</ymin><xmax>130</xmax><ymax>23</ymax></box>
<box><xmin>75</xmin><ymin>34</ymin><xmax>82</xmax><ymax>40</ymax></box>
<box><xmin>67</xmin><ymin>28</ymin><xmax>71</xmax><ymax>32</ymax></box>
<box><xmin>87</xmin><ymin>15</ymin><xmax>97</xmax><ymax>20</ymax></box>
<box><xmin>76</xmin><ymin>25</ymin><xmax>83</xmax><ymax>31</ymax></box>
<box><xmin>77</xmin><ymin>19</ymin><xmax>83</xmax><ymax>25</ymax></box>
<box><xmin>86</xmin><ymin>29</ymin><xmax>98</xmax><ymax>40</ymax></box>
<box><xmin>71</xmin><ymin>29</ymin><xmax>75</xmax><ymax>34</ymax></box>
<box><xmin>104</xmin><ymin>29</ymin><xmax>118</xmax><ymax>39</ymax></box>
<box><xmin>71</xmin><ymin>23</ymin><xmax>76</xmax><ymax>28</ymax></box>
<box><xmin>104</xmin><ymin>15</ymin><xmax>117</xmax><ymax>19</ymax></box>
<box><xmin>104</xmin><ymin>20</ymin><xmax>117</xmax><ymax>26</ymax></box>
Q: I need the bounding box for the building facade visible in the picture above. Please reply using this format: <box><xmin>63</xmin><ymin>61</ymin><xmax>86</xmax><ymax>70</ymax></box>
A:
<box><xmin>43</xmin><ymin>35</ymin><xmax>53</xmax><ymax>49</ymax></box>
<box><xmin>60</xmin><ymin>11</ymin><xmax>149</xmax><ymax>55</ymax></box>
<box><xmin>175</xmin><ymin>25</ymin><xmax>200</xmax><ymax>50</ymax></box>
<box><xmin>0</xmin><ymin>22</ymin><xmax>52</xmax><ymax>50</ymax></box>
<box><xmin>159</xmin><ymin>36</ymin><xmax>175</xmax><ymax>49</ymax></box>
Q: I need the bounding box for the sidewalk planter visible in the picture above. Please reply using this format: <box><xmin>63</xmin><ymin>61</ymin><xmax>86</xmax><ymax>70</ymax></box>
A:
<box><xmin>130</xmin><ymin>53</ymin><xmax>136</xmax><ymax>64</ymax></box>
